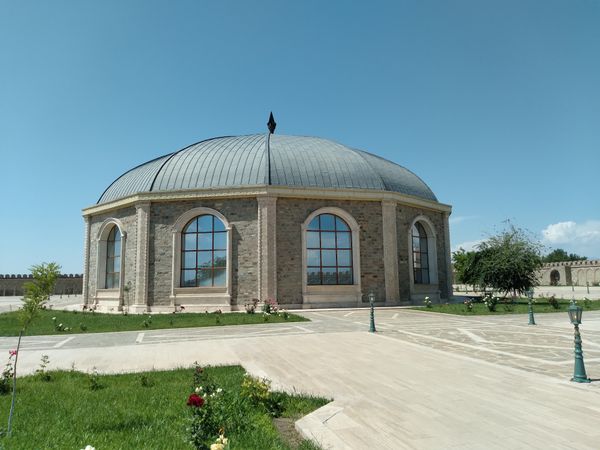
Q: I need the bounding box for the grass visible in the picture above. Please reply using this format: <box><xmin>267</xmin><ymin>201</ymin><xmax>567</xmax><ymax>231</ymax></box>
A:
<box><xmin>413</xmin><ymin>297</ymin><xmax>600</xmax><ymax>315</ymax></box>
<box><xmin>0</xmin><ymin>365</ymin><xmax>328</xmax><ymax>450</ymax></box>
<box><xmin>0</xmin><ymin>309</ymin><xmax>308</xmax><ymax>337</ymax></box>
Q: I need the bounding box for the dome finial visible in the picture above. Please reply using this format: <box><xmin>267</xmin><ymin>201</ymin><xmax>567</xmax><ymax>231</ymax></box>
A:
<box><xmin>267</xmin><ymin>112</ymin><xmax>277</xmax><ymax>134</ymax></box>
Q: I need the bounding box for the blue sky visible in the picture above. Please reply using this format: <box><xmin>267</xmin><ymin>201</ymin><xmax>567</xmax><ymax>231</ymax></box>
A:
<box><xmin>1</xmin><ymin>0</ymin><xmax>599</xmax><ymax>274</ymax></box>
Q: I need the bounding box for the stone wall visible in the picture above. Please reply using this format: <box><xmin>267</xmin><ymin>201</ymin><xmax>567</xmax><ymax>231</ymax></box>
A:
<box><xmin>537</xmin><ymin>260</ymin><xmax>600</xmax><ymax>286</ymax></box>
<box><xmin>147</xmin><ymin>199</ymin><xmax>258</xmax><ymax>307</ymax></box>
<box><xmin>87</xmin><ymin>207</ymin><xmax>138</xmax><ymax>300</ymax></box>
<box><xmin>0</xmin><ymin>274</ymin><xmax>83</xmax><ymax>296</ymax></box>
<box><xmin>396</xmin><ymin>206</ymin><xmax>450</xmax><ymax>301</ymax></box>
<box><xmin>84</xmin><ymin>195</ymin><xmax>451</xmax><ymax>310</ymax></box>
<box><xmin>276</xmin><ymin>198</ymin><xmax>386</xmax><ymax>304</ymax></box>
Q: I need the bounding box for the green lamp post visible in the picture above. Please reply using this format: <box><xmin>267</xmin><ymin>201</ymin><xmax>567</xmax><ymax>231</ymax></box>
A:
<box><xmin>368</xmin><ymin>292</ymin><xmax>376</xmax><ymax>333</ymax></box>
<box><xmin>527</xmin><ymin>289</ymin><xmax>536</xmax><ymax>325</ymax></box>
<box><xmin>568</xmin><ymin>300</ymin><xmax>591</xmax><ymax>383</ymax></box>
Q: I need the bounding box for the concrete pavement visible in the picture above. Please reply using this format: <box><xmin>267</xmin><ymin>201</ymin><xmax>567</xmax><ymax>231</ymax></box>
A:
<box><xmin>1</xmin><ymin>308</ymin><xmax>600</xmax><ymax>449</ymax></box>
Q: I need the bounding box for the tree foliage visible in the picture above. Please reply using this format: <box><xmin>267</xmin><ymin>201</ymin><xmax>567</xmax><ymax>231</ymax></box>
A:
<box><xmin>542</xmin><ymin>248</ymin><xmax>587</xmax><ymax>263</ymax></box>
<box><xmin>19</xmin><ymin>262</ymin><xmax>61</xmax><ymax>331</ymax></box>
<box><xmin>453</xmin><ymin>224</ymin><xmax>542</xmax><ymax>297</ymax></box>
<box><xmin>452</xmin><ymin>248</ymin><xmax>479</xmax><ymax>285</ymax></box>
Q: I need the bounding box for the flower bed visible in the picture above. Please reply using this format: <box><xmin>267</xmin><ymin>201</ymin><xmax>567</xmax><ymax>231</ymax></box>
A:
<box><xmin>0</xmin><ymin>365</ymin><xmax>327</xmax><ymax>449</ymax></box>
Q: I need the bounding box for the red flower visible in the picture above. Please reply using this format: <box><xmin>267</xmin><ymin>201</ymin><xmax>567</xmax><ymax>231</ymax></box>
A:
<box><xmin>187</xmin><ymin>393</ymin><xmax>204</xmax><ymax>407</ymax></box>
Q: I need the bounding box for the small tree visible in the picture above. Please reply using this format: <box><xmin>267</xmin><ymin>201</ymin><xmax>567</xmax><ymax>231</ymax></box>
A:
<box><xmin>7</xmin><ymin>262</ymin><xmax>61</xmax><ymax>436</ymax></box>
<box><xmin>476</xmin><ymin>224</ymin><xmax>542</xmax><ymax>297</ymax></box>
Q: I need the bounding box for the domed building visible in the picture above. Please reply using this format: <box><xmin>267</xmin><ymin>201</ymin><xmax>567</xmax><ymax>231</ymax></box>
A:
<box><xmin>82</xmin><ymin>119</ymin><xmax>453</xmax><ymax>312</ymax></box>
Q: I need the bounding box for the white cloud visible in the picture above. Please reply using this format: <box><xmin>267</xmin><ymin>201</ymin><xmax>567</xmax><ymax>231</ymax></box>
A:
<box><xmin>541</xmin><ymin>220</ymin><xmax>600</xmax><ymax>258</ymax></box>
<box><xmin>542</xmin><ymin>221</ymin><xmax>600</xmax><ymax>244</ymax></box>
<box><xmin>451</xmin><ymin>240</ymin><xmax>483</xmax><ymax>253</ymax></box>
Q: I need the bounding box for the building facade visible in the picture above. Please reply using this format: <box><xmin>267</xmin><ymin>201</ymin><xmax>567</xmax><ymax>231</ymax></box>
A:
<box><xmin>82</xmin><ymin>131</ymin><xmax>452</xmax><ymax>312</ymax></box>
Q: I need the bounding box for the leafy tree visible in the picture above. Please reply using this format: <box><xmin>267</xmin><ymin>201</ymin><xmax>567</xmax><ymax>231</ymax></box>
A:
<box><xmin>542</xmin><ymin>248</ymin><xmax>587</xmax><ymax>263</ymax></box>
<box><xmin>475</xmin><ymin>224</ymin><xmax>542</xmax><ymax>297</ymax></box>
<box><xmin>7</xmin><ymin>262</ymin><xmax>61</xmax><ymax>436</ymax></box>
<box><xmin>452</xmin><ymin>248</ymin><xmax>480</xmax><ymax>286</ymax></box>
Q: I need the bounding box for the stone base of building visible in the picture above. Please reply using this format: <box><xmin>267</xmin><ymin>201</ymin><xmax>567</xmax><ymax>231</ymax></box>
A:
<box><xmin>302</xmin><ymin>285</ymin><xmax>363</xmax><ymax>309</ymax></box>
<box><xmin>410</xmin><ymin>290</ymin><xmax>441</xmax><ymax>305</ymax></box>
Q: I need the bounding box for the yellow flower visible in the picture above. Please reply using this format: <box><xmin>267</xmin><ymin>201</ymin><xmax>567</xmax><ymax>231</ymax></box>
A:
<box><xmin>210</xmin><ymin>444</ymin><xmax>224</xmax><ymax>450</ymax></box>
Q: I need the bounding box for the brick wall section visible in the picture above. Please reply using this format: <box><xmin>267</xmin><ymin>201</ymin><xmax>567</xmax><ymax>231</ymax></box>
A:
<box><xmin>147</xmin><ymin>199</ymin><xmax>258</xmax><ymax>307</ymax></box>
<box><xmin>396</xmin><ymin>206</ymin><xmax>449</xmax><ymax>300</ymax></box>
<box><xmin>87</xmin><ymin>207</ymin><xmax>138</xmax><ymax>300</ymax></box>
<box><xmin>276</xmin><ymin>198</ymin><xmax>386</xmax><ymax>304</ymax></box>
<box><xmin>84</xmin><ymin>197</ymin><xmax>451</xmax><ymax>308</ymax></box>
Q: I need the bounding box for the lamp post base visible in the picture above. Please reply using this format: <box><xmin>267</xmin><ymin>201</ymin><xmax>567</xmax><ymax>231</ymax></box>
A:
<box><xmin>571</xmin><ymin>376</ymin><xmax>591</xmax><ymax>383</ymax></box>
<box><xmin>528</xmin><ymin>301</ymin><xmax>536</xmax><ymax>325</ymax></box>
<box><xmin>369</xmin><ymin>301</ymin><xmax>376</xmax><ymax>333</ymax></box>
<box><xmin>572</xmin><ymin>325</ymin><xmax>590</xmax><ymax>383</ymax></box>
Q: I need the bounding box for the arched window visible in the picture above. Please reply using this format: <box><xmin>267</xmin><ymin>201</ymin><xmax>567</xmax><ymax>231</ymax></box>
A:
<box><xmin>181</xmin><ymin>214</ymin><xmax>227</xmax><ymax>287</ymax></box>
<box><xmin>412</xmin><ymin>222</ymin><xmax>429</xmax><ymax>284</ymax></box>
<box><xmin>105</xmin><ymin>226</ymin><xmax>121</xmax><ymax>289</ymax></box>
<box><xmin>306</xmin><ymin>213</ymin><xmax>353</xmax><ymax>285</ymax></box>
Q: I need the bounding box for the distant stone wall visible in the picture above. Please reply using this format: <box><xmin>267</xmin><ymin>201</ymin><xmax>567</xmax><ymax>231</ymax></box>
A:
<box><xmin>537</xmin><ymin>260</ymin><xmax>600</xmax><ymax>286</ymax></box>
<box><xmin>0</xmin><ymin>274</ymin><xmax>83</xmax><ymax>296</ymax></box>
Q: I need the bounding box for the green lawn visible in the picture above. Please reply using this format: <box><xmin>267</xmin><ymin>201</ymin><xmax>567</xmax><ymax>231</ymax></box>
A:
<box><xmin>413</xmin><ymin>298</ymin><xmax>600</xmax><ymax>315</ymax></box>
<box><xmin>0</xmin><ymin>366</ymin><xmax>328</xmax><ymax>450</ymax></box>
<box><xmin>0</xmin><ymin>309</ymin><xmax>308</xmax><ymax>337</ymax></box>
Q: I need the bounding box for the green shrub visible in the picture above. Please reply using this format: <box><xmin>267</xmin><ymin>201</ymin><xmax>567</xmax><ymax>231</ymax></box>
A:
<box><xmin>483</xmin><ymin>294</ymin><xmax>498</xmax><ymax>312</ymax></box>
<box><xmin>88</xmin><ymin>368</ymin><xmax>102</xmax><ymax>391</ymax></box>
<box><xmin>548</xmin><ymin>295</ymin><xmax>560</xmax><ymax>310</ymax></box>
<box><xmin>0</xmin><ymin>353</ymin><xmax>15</xmax><ymax>395</ymax></box>
<box><xmin>139</xmin><ymin>374</ymin><xmax>153</xmax><ymax>388</ymax></box>
<box><xmin>35</xmin><ymin>355</ymin><xmax>52</xmax><ymax>382</ymax></box>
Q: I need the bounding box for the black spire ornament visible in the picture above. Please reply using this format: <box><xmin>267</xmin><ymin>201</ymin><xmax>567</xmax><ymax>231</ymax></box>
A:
<box><xmin>267</xmin><ymin>112</ymin><xmax>277</xmax><ymax>134</ymax></box>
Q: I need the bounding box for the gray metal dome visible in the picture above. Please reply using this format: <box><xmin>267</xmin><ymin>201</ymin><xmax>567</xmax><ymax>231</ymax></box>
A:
<box><xmin>98</xmin><ymin>134</ymin><xmax>437</xmax><ymax>204</ymax></box>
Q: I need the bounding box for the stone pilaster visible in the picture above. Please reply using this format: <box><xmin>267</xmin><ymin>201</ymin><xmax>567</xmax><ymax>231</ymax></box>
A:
<box><xmin>382</xmin><ymin>200</ymin><xmax>400</xmax><ymax>304</ymax></box>
<box><xmin>132</xmin><ymin>202</ymin><xmax>150</xmax><ymax>311</ymax></box>
<box><xmin>82</xmin><ymin>216</ymin><xmax>91</xmax><ymax>306</ymax></box>
<box><xmin>443</xmin><ymin>211</ymin><xmax>453</xmax><ymax>300</ymax></box>
<box><xmin>257</xmin><ymin>196</ymin><xmax>277</xmax><ymax>301</ymax></box>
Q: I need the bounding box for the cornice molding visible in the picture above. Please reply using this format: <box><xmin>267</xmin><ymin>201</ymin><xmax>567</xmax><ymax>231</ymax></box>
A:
<box><xmin>83</xmin><ymin>185</ymin><xmax>452</xmax><ymax>217</ymax></box>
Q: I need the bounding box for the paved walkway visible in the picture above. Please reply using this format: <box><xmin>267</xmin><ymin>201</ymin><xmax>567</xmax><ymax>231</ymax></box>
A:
<box><xmin>1</xmin><ymin>308</ymin><xmax>600</xmax><ymax>449</ymax></box>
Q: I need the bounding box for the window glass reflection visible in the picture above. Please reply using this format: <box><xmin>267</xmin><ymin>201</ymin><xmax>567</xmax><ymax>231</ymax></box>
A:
<box><xmin>180</xmin><ymin>214</ymin><xmax>229</xmax><ymax>287</ymax></box>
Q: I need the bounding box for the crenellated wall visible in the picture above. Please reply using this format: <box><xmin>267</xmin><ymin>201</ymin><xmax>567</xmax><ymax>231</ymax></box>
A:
<box><xmin>537</xmin><ymin>260</ymin><xmax>600</xmax><ymax>286</ymax></box>
<box><xmin>0</xmin><ymin>274</ymin><xmax>83</xmax><ymax>296</ymax></box>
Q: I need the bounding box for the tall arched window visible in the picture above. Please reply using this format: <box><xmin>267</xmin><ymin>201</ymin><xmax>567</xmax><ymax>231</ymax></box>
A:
<box><xmin>306</xmin><ymin>213</ymin><xmax>353</xmax><ymax>285</ymax></box>
<box><xmin>412</xmin><ymin>222</ymin><xmax>430</xmax><ymax>284</ymax></box>
<box><xmin>105</xmin><ymin>226</ymin><xmax>121</xmax><ymax>289</ymax></box>
<box><xmin>181</xmin><ymin>214</ymin><xmax>227</xmax><ymax>287</ymax></box>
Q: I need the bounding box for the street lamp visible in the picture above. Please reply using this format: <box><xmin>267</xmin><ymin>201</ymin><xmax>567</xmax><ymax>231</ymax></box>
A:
<box><xmin>368</xmin><ymin>292</ymin><xmax>376</xmax><ymax>333</ymax></box>
<box><xmin>526</xmin><ymin>289</ymin><xmax>536</xmax><ymax>325</ymax></box>
<box><xmin>568</xmin><ymin>300</ymin><xmax>591</xmax><ymax>383</ymax></box>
